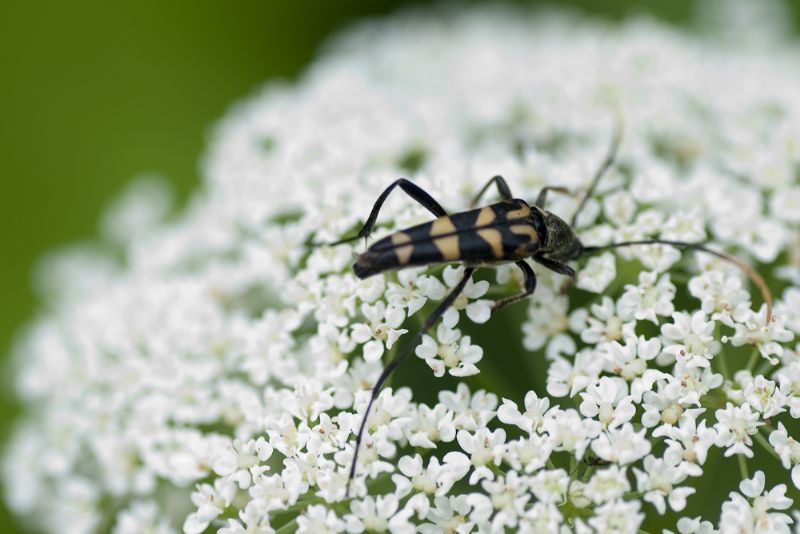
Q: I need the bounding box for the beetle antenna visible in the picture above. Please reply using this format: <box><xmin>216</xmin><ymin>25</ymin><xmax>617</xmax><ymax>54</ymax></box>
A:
<box><xmin>583</xmin><ymin>239</ymin><xmax>773</xmax><ymax>323</ymax></box>
<box><xmin>308</xmin><ymin>236</ymin><xmax>366</xmax><ymax>249</ymax></box>
<box><xmin>571</xmin><ymin>113</ymin><xmax>624</xmax><ymax>228</ymax></box>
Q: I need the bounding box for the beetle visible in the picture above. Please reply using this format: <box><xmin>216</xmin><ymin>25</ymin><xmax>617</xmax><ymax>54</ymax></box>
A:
<box><xmin>320</xmin><ymin>121</ymin><xmax>773</xmax><ymax>497</ymax></box>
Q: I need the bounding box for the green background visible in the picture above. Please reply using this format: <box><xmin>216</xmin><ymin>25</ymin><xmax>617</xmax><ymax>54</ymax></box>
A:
<box><xmin>1</xmin><ymin>1</ymin><xmax>798</xmax><ymax>532</ymax></box>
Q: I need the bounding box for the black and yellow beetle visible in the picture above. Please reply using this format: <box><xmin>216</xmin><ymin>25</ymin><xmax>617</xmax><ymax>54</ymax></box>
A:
<box><xmin>351</xmin><ymin>177</ymin><xmax>580</xmax><ymax>305</ymax></box>
<box><xmin>352</xmin><ymin>177</ymin><xmax>580</xmax><ymax>286</ymax></box>
<box><xmin>321</xmin><ymin>122</ymin><xmax>773</xmax><ymax>497</ymax></box>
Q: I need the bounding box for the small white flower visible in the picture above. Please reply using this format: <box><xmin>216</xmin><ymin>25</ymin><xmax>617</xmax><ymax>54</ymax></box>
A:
<box><xmin>418</xmin><ymin>495</ymin><xmax>473</xmax><ymax>534</ymax></box>
<box><xmin>522</xmin><ymin>289</ymin><xmax>572</xmax><ymax>354</ymax></box>
<box><xmin>669</xmin><ymin>516</ymin><xmax>717</xmax><ymax>534</ymax></box>
<box><xmin>350</xmin><ymin>301</ymin><xmax>408</xmax><ymax>363</ymax></box>
<box><xmin>569</xmin><ymin>296</ymin><xmax>627</xmax><ymax>344</ymax></box>
<box><xmin>518</xmin><ymin>502</ymin><xmax>564</xmax><ymax>533</ymax></box>
<box><xmin>661</xmin><ymin>311</ymin><xmax>717</xmax><ymax>369</ymax></box>
<box><xmin>714</xmin><ymin>402</ymin><xmax>763</xmax><ymax>458</ymax></box>
<box><xmin>633</xmin><ymin>455</ymin><xmax>694</xmax><ymax>514</ymax></box>
<box><xmin>723</xmin><ymin>217</ymin><xmax>788</xmax><ymax>263</ymax></box>
<box><xmin>775</xmin><ymin>287</ymin><xmax>800</xmax><ymax>336</ymax></box>
<box><xmin>770</xmin><ymin>186</ymin><xmax>800</xmax><ymax>224</ymax></box>
<box><xmin>723</xmin><ymin>305</ymin><xmax>794</xmax><ymax>364</ymax></box>
<box><xmin>591</xmin><ymin>423</ymin><xmax>651</xmax><ymax>465</ymax></box>
<box><xmin>584</xmin><ymin>465</ymin><xmax>630</xmax><ymax>505</ymax></box>
<box><xmin>662</xmin><ymin>210</ymin><xmax>706</xmax><ymax>242</ymax></box>
<box><xmin>347</xmin><ymin>387</ymin><xmax>411</xmax><ymax>439</ymax></box>
<box><xmin>576</xmin><ymin>253</ymin><xmax>616</xmax><ymax>294</ymax></box>
<box><xmin>218</xmin><ymin>501</ymin><xmax>274</xmax><ymax>534</ymax></box>
<box><xmin>640</xmin><ymin>380</ymin><xmax>703</xmax><ymax>436</ymax></box>
<box><xmin>497</xmin><ymin>390</ymin><xmax>552</xmax><ymax>433</ymax></box>
<box><xmin>503</xmin><ymin>434</ymin><xmax>553</xmax><ymax>474</ymax></box>
<box><xmin>743</xmin><ymin>374</ymin><xmax>786</xmax><ymax>418</ymax></box>
<box><xmin>296</xmin><ymin>505</ymin><xmax>346</xmax><ymax>534</ymax></box>
<box><xmin>385</xmin><ymin>269</ymin><xmax>445</xmax><ymax>316</ymax></box>
<box><xmin>415</xmin><ymin>323</ymin><xmax>483</xmax><ymax>377</ymax></box>
<box><xmin>719</xmin><ymin>471</ymin><xmax>793</xmax><ymax>534</ymax></box>
<box><xmin>468</xmin><ymin>472</ymin><xmax>530</xmax><ymax>529</ymax></box>
<box><xmin>603</xmin><ymin>191</ymin><xmax>636</xmax><ymax>226</ymax></box>
<box><xmin>114</xmin><ymin>501</ymin><xmax>175</xmax><ymax>534</ymax></box>
<box><xmin>438</xmin><ymin>383</ymin><xmax>498</xmax><ymax>432</ymax></box>
<box><xmin>585</xmin><ymin>499</ymin><xmax>644</xmax><ymax>534</ymax></box>
<box><xmin>212</xmin><ymin>437</ymin><xmax>273</xmax><ymax>489</ymax></box>
<box><xmin>635</xmin><ymin>243</ymin><xmax>682</xmax><ymax>273</ymax></box>
<box><xmin>393</xmin><ymin>453</ymin><xmax>469</xmax><ymax>497</ymax></box>
<box><xmin>287</xmin><ymin>382</ymin><xmax>335</xmax><ymax>422</ymax></box>
<box><xmin>266</xmin><ymin>414</ymin><xmax>312</xmax><ymax>457</ymax></box>
<box><xmin>663</xmin><ymin>416</ymin><xmax>716</xmax><ymax>475</ymax></box>
<box><xmin>601</xmin><ymin>334</ymin><xmax>662</xmax><ymax>383</ymax></box>
<box><xmin>406</xmin><ymin>402</ymin><xmax>456</xmax><ymax>448</ymax></box>
<box><xmin>667</xmin><ymin>361</ymin><xmax>723</xmax><ymax>407</ymax></box>
<box><xmin>344</xmin><ymin>494</ymin><xmax>414</xmax><ymax>534</ymax></box>
<box><xmin>775</xmin><ymin>361</ymin><xmax>800</xmax><ymax>416</ymax></box>
<box><xmin>543</xmin><ymin>408</ymin><xmax>601</xmax><ymax>460</ymax></box>
<box><xmin>632</xmin><ymin>209</ymin><xmax>665</xmax><ymax>235</ymax></box>
<box><xmin>579</xmin><ymin>376</ymin><xmax>635</xmax><ymax>430</ymax></box>
<box><xmin>248</xmin><ymin>471</ymin><xmax>302</xmax><ymax>514</ymax></box>
<box><xmin>456</xmin><ymin>427</ymin><xmax>506</xmax><ymax>484</ymax></box>
<box><xmin>183</xmin><ymin>479</ymin><xmax>236</xmax><ymax>534</ymax></box>
<box><xmin>631</xmin><ymin>165</ymin><xmax>675</xmax><ymax>203</ymax></box>
<box><xmin>618</xmin><ymin>271</ymin><xmax>676</xmax><ymax>324</ymax></box>
<box><xmin>546</xmin><ymin>349</ymin><xmax>604</xmax><ymax>398</ymax></box>
<box><xmin>688</xmin><ymin>269</ymin><xmax>751</xmax><ymax>328</ymax></box>
<box><xmin>441</xmin><ymin>265</ymin><xmax>492</xmax><ymax>327</ymax></box>
<box><xmin>768</xmin><ymin>423</ymin><xmax>800</xmax><ymax>490</ymax></box>
<box><xmin>355</xmin><ymin>275</ymin><xmax>386</xmax><ymax>304</ymax></box>
<box><xmin>529</xmin><ymin>469</ymin><xmax>569</xmax><ymax>504</ymax></box>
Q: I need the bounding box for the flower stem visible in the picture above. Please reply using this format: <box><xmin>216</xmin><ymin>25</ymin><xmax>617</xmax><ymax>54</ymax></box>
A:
<box><xmin>490</xmin><ymin>462</ymin><xmax>505</xmax><ymax>478</ymax></box>
<box><xmin>581</xmin><ymin>466</ymin><xmax>594</xmax><ymax>482</ymax></box>
<box><xmin>737</xmin><ymin>453</ymin><xmax>749</xmax><ymax>480</ymax></box>
<box><xmin>753</xmin><ymin>429</ymin><xmax>782</xmax><ymax>463</ymax></box>
<box><xmin>745</xmin><ymin>348</ymin><xmax>760</xmax><ymax>373</ymax></box>
<box><xmin>754</xmin><ymin>359</ymin><xmax>774</xmax><ymax>377</ymax></box>
<box><xmin>275</xmin><ymin>519</ymin><xmax>298</xmax><ymax>533</ymax></box>
<box><xmin>718</xmin><ymin>350</ymin><xmax>732</xmax><ymax>381</ymax></box>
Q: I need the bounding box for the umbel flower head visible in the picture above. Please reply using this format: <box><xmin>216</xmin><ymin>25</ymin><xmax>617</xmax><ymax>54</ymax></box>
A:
<box><xmin>5</xmin><ymin>2</ymin><xmax>800</xmax><ymax>533</ymax></box>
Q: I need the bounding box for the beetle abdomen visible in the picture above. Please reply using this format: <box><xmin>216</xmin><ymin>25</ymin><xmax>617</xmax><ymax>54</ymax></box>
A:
<box><xmin>352</xmin><ymin>200</ymin><xmax>539</xmax><ymax>279</ymax></box>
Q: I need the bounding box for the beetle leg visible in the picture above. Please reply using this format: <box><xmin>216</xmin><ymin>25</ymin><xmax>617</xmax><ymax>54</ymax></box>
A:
<box><xmin>469</xmin><ymin>175</ymin><xmax>513</xmax><ymax>207</ymax></box>
<box><xmin>535</xmin><ymin>186</ymin><xmax>574</xmax><ymax>210</ymax></box>
<box><xmin>570</xmin><ymin>116</ymin><xmax>623</xmax><ymax>226</ymax></box>
<box><xmin>534</xmin><ymin>253</ymin><xmax>576</xmax><ymax>291</ymax></box>
<box><xmin>346</xmin><ymin>266</ymin><xmax>476</xmax><ymax>498</ymax></box>
<box><xmin>492</xmin><ymin>260</ymin><xmax>537</xmax><ymax>311</ymax></box>
<box><xmin>323</xmin><ymin>178</ymin><xmax>447</xmax><ymax>246</ymax></box>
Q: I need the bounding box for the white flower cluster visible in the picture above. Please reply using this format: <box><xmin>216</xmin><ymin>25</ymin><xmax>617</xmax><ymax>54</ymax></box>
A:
<box><xmin>5</xmin><ymin>3</ymin><xmax>800</xmax><ymax>534</ymax></box>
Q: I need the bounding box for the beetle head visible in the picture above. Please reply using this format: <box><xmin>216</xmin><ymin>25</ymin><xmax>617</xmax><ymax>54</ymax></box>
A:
<box><xmin>537</xmin><ymin>209</ymin><xmax>583</xmax><ymax>261</ymax></box>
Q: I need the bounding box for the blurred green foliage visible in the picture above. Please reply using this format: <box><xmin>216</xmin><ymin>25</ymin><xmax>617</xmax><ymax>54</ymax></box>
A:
<box><xmin>1</xmin><ymin>1</ymin><xmax>798</xmax><ymax>532</ymax></box>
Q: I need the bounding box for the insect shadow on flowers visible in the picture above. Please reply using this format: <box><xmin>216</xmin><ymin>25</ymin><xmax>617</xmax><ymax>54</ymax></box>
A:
<box><xmin>315</xmin><ymin>115</ymin><xmax>773</xmax><ymax>498</ymax></box>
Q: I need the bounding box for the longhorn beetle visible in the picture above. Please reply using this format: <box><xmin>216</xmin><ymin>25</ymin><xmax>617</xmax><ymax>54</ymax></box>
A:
<box><xmin>319</xmin><ymin>120</ymin><xmax>774</xmax><ymax>498</ymax></box>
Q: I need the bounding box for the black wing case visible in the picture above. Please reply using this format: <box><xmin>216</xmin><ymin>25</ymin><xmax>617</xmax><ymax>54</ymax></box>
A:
<box><xmin>353</xmin><ymin>200</ymin><xmax>540</xmax><ymax>278</ymax></box>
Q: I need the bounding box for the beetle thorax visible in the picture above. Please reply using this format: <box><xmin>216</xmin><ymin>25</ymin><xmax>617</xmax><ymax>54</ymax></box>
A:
<box><xmin>541</xmin><ymin>210</ymin><xmax>583</xmax><ymax>261</ymax></box>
